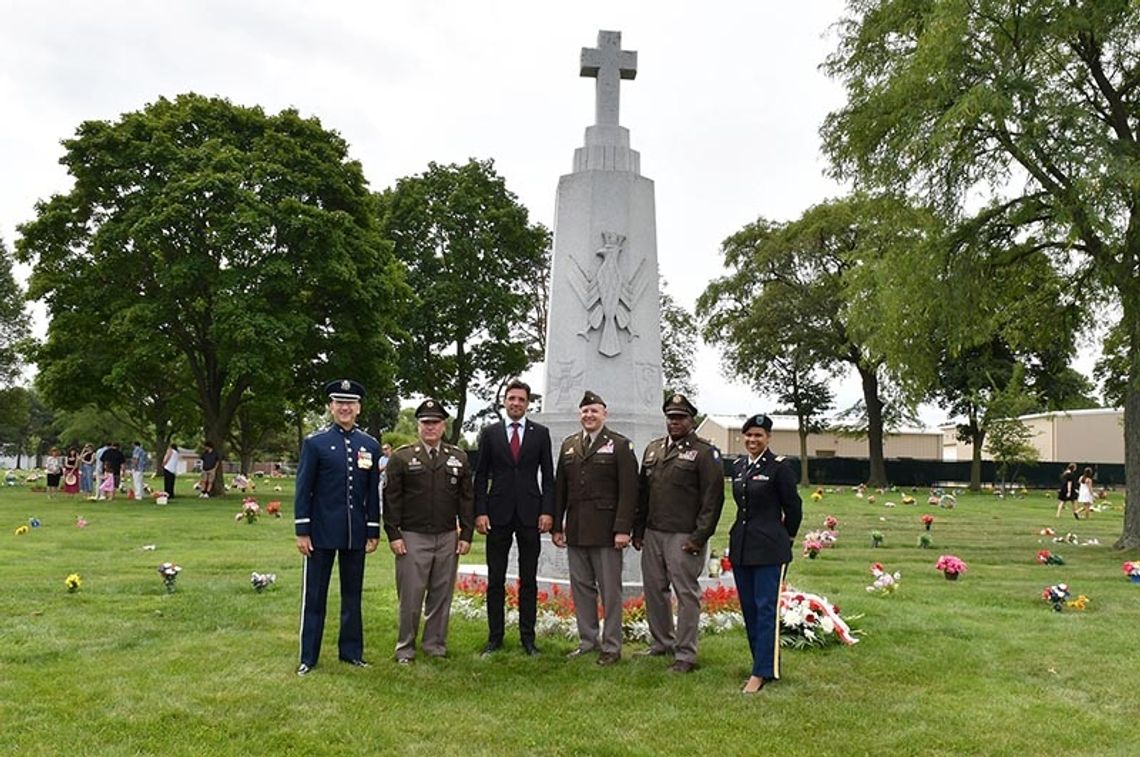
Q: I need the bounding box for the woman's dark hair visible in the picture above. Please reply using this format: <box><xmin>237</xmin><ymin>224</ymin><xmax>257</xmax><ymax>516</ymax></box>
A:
<box><xmin>1083</xmin><ymin>467</ymin><xmax>1093</xmax><ymax>478</ymax></box>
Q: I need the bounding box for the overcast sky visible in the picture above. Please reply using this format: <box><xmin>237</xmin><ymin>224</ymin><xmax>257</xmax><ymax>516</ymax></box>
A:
<box><xmin>1</xmin><ymin>0</ymin><xmax>1019</xmax><ymax>430</ymax></box>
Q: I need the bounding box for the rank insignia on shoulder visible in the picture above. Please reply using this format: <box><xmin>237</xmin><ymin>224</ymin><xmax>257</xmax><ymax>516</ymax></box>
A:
<box><xmin>775</xmin><ymin>455</ymin><xmax>786</xmax><ymax>462</ymax></box>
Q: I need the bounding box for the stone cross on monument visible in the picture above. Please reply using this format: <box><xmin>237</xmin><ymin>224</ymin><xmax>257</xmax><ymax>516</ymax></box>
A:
<box><xmin>539</xmin><ymin>30</ymin><xmax>664</xmax><ymax>455</ymax></box>
<box><xmin>580</xmin><ymin>30</ymin><xmax>637</xmax><ymax>127</ymax></box>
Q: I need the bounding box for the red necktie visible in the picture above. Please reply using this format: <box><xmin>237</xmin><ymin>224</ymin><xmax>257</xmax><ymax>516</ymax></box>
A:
<box><xmin>510</xmin><ymin>423</ymin><xmax>521</xmax><ymax>463</ymax></box>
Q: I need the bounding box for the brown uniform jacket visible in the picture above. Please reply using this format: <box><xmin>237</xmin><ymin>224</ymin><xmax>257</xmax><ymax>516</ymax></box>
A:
<box><xmin>383</xmin><ymin>442</ymin><xmax>475</xmax><ymax>542</ymax></box>
<box><xmin>553</xmin><ymin>426</ymin><xmax>638</xmax><ymax>548</ymax></box>
<box><xmin>634</xmin><ymin>432</ymin><xmax>725</xmax><ymax>545</ymax></box>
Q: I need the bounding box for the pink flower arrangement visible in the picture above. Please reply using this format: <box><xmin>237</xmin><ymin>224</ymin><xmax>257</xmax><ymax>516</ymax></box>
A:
<box><xmin>235</xmin><ymin>498</ymin><xmax>260</xmax><ymax>524</ymax></box>
<box><xmin>921</xmin><ymin>514</ymin><xmax>934</xmax><ymax>530</ymax></box>
<box><xmin>935</xmin><ymin>554</ymin><xmax>968</xmax><ymax>576</ymax></box>
<box><xmin>1122</xmin><ymin>561</ymin><xmax>1140</xmax><ymax>577</ymax></box>
<box><xmin>824</xmin><ymin>515</ymin><xmax>839</xmax><ymax>530</ymax></box>
<box><xmin>802</xmin><ymin>538</ymin><xmax>824</xmax><ymax>559</ymax></box>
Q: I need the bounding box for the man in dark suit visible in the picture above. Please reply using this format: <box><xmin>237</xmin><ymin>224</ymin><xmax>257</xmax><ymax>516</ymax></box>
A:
<box><xmin>293</xmin><ymin>379</ymin><xmax>382</xmax><ymax>676</ymax></box>
<box><xmin>473</xmin><ymin>379</ymin><xmax>554</xmax><ymax>656</ymax></box>
<box><xmin>552</xmin><ymin>390</ymin><xmax>638</xmax><ymax>666</ymax></box>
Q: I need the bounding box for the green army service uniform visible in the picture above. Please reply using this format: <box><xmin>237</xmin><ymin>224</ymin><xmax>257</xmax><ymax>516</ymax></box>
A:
<box><xmin>634</xmin><ymin>431</ymin><xmax>725</xmax><ymax>663</ymax></box>
<box><xmin>383</xmin><ymin>440</ymin><xmax>474</xmax><ymax>661</ymax></box>
<box><xmin>553</xmin><ymin>426</ymin><xmax>638</xmax><ymax>657</ymax></box>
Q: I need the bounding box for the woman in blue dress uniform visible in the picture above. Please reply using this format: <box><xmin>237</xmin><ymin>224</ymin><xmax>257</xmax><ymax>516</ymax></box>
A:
<box><xmin>729</xmin><ymin>413</ymin><xmax>802</xmax><ymax>693</ymax></box>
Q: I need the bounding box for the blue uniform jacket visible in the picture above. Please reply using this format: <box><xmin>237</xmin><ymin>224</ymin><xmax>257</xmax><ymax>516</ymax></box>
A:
<box><xmin>294</xmin><ymin>424</ymin><xmax>381</xmax><ymax>550</ymax></box>
<box><xmin>728</xmin><ymin>449</ymin><xmax>802</xmax><ymax>567</ymax></box>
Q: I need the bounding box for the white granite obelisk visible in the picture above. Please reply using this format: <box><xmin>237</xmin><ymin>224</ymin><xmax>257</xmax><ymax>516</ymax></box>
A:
<box><xmin>540</xmin><ymin>30</ymin><xmax>663</xmax><ymax>453</ymax></box>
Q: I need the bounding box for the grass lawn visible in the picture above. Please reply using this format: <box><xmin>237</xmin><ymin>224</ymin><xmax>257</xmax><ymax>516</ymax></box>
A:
<box><xmin>1</xmin><ymin>477</ymin><xmax>1138</xmax><ymax>756</ymax></box>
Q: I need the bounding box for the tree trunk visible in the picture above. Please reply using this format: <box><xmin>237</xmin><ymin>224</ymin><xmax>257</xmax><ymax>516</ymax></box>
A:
<box><xmin>1115</xmin><ymin>289</ymin><xmax>1140</xmax><ymax>549</ymax></box>
<box><xmin>798</xmin><ymin>426</ymin><xmax>810</xmax><ymax>485</ymax></box>
<box><xmin>859</xmin><ymin>364</ymin><xmax>887</xmax><ymax>487</ymax></box>
<box><xmin>969</xmin><ymin>426</ymin><xmax>984</xmax><ymax>493</ymax></box>
<box><xmin>204</xmin><ymin>416</ymin><xmax>228</xmax><ymax>497</ymax></box>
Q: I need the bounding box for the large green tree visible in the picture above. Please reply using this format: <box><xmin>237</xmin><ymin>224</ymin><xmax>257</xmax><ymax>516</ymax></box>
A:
<box><xmin>17</xmin><ymin>94</ymin><xmax>406</xmax><ymax>482</ymax></box>
<box><xmin>377</xmin><ymin>159</ymin><xmax>551</xmax><ymax>442</ymax></box>
<box><xmin>698</xmin><ymin>194</ymin><xmax>938</xmax><ymax>486</ymax></box>
<box><xmin>660</xmin><ymin>278</ymin><xmax>698</xmax><ymax>398</ymax></box>
<box><xmin>823</xmin><ymin>0</ymin><xmax>1140</xmax><ymax>548</ymax></box>
<box><xmin>0</xmin><ymin>237</ymin><xmax>29</xmax><ymax>384</ymax></box>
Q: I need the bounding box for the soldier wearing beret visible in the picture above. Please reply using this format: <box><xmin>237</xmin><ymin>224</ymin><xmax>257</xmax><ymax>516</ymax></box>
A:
<box><xmin>633</xmin><ymin>393</ymin><xmax>724</xmax><ymax>673</ymax></box>
<box><xmin>294</xmin><ymin>379</ymin><xmax>382</xmax><ymax>676</ymax></box>
<box><xmin>552</xmin><ymin>390</ymin><xmax>638</xmax><ymax>666</ymax></box>
<box><xmin>383</xmin><ymin>399</ymin><xmax>475</xmax><ymax>663</ymax></box>
<box><xmin>729</xmin><ymin>413</ymin><xmax>802</xmax><ymax>693</ymax></box>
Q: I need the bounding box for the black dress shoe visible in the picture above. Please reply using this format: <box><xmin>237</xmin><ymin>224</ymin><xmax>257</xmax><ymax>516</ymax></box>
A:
<box><xmin>669</xmin><ymin>660</ymin><xmax>696</xmax><ymax>673</ymax></box>
<box><xmin>296</xmin><ymin>663</ymin><xmax>314</xmax><ymax>676</ymax></box>
<box><xmin>340</xmin><ymin>658</ymin><xmax>370</xmax><ymax>668</ymax></box>
<box><xmin>522</xmin><ymin>640</ymin><xmax>540</xmax><ymax>656</ymax></box>
<box><xmin>596</xmin><ymin>652</ymin><xmax>621</xmax><ymax>666</ymax></box>
<box><xmin>481</xmin><ymin>641</ymin><xmax>502</xmax><ymax>656</ymax></box>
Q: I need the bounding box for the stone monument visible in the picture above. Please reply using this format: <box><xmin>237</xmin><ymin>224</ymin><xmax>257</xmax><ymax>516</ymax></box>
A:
<box><xmin>539</xmin><ymin>30</ymin><xmax>663</xmax><ymax>455</ymax></box>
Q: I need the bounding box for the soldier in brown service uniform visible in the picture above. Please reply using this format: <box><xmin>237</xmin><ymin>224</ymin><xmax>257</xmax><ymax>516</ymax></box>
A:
<box><xmin>552</xmin><ymin>390</ymin><xmax>638</xmax><ymax>666</ymax></box>
<box><xmin>383</xmin><ymin>399</ymin><xmax>475</xmax><ymax>663</ymax></box>
<box><xmin>633</xmin><ymin>393</ymin><xmax>724</xmax><ymax>673</ymax></box>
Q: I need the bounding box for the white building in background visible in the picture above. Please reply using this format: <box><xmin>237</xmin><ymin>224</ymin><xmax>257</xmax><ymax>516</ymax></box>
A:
<box><xmin>941</xmin><ymin>408</ymin><xmax>1124</xmax><ymax>464</ymax></box>
<box><xmin>697</xmin><ymin>414</ymin><xmax>942</xmax><ymax>460</ymax></box>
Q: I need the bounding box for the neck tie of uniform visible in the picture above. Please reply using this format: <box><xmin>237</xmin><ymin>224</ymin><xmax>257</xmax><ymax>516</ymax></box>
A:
<box><xmin>509</xmin><ymin>423</ymin><xmax>521</xmax><ymax>463</ymax></box>
<box><xmin>430</xmin><ymin>447</ymin><xmax>438</xmax><ymax>461</ymax></box>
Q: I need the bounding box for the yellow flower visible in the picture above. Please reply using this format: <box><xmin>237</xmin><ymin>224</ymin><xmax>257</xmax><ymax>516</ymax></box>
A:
<box><xmin>15</xmin><ymin>525</ymin><xmax>29</xmax><ymax>535</ymax></box>
<box><xmin>1066</xmin><ymin>595</ymin><xmax>1089</xmax><ymax>611</ymax></box>
<box><xmin>65</xmin><ymin>573</ymin><xmax>82</xmax><ymax>592</ymax></box>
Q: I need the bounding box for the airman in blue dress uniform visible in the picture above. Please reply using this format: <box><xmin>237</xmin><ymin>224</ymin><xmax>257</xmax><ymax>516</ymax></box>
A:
<box><xmin>294</xmin><ymin>379</ymin><xmax>382</xmax><ymax>676</ymax></box>
<box><xmin>729</xmin><ymin>413</ymin><xmax>802</xmax><ymax>693</ymax></box>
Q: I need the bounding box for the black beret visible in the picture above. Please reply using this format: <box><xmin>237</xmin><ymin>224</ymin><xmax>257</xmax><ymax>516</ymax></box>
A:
<box><xmin>415</xmin><ymin>398</ymin><xmax>449</xmax><ymax>420</ymax></box>
<box><xmin>325</xmin><ymin>379</ymin><xmax>365</xmax><ymax>401</ymax></box>
<box><xmin>742</xmin><ymin>413</ymin><xmax>773</xmax><ymax>433</ymax></box>
<box><xmin>662</xmin><ymin>393</ymin><xmax>697</xmax><ymax>417</ymax></box>
<box><xmin>579</xmin><ymin>390</ymin><xmax>606</xmax><ymax>408</ymax></box>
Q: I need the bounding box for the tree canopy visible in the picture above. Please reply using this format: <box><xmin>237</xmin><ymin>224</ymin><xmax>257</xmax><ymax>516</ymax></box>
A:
<box><xmin>376</xmin><ymin>159</ymin><xmax>550</xmax><ymax>441</ymax></box>
<box><xmin>823</xmin><ymin>0</ymin><xmax>1140</xmax><ymax>547</ymax></box>
<box><xmin>0</xmin><ymin>237</ymin><xmax>29</xmax><ymax>384</ymax></box>
<box><xmin>16</xmin><ymin>93</ymin><xmax>406</xmax><ymax>471</ymax></box>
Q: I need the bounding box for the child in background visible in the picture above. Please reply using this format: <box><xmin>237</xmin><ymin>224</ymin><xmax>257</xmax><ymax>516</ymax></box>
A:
<box><xmin>98</xmin><ymin>470</ymin><xmax>117</xmax><ymax>501</ymax></box>
<box><xmin>1077</xmin><ymin>467</ymin><xmax>1095</xmax><ymax>520</ymax></box>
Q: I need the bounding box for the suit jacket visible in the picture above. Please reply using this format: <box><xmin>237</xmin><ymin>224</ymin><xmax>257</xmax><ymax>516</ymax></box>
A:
<box><xmin>474</xmin><ymin>418</ymin><xmax>555</xmax><ymax>527</ymax></box>
<box><xmin>553</xmin><ymin>426</ymin><xmax>638</xmax><ymax>548</ymax></box>
<box><xmin>728</xmin><ymin>448</ymin><xmax>802</xmax><ymax>567</ymax></box>
<box><xmin>634</xmin><ymin>431</ymin><xmax>725</xmax><ymax>545</ymax></box>
<box><xmin>294</xmin><ymin>424</ymin><xmax>382</xmax><ymax>550</ymax></box>
<box><xmin>383</xmin><ymin>442</ymin><xmax>475</xmax><ymax>542</ymax></box>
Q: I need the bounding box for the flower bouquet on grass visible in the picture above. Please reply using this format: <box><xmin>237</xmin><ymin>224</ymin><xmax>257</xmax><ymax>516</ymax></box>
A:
<box><xmin>14</xmin><ymin>525</ymin><xmax>29</xmax><ymax>535</ymax></box>
<box><xmin>803</xmin><ymin>536</ymin><xmax>824</xmax><ymax>559</ymax></box>
<box><xmin>250</xmin><ymin>572</ymin><xmax>277</xmax><ymax>592</ymax></box>
<box><xmin>158</xmin><ymin>562</ymin><xmax>182</xmax><ymax>593</ymax></box>
<box><xmin>265</xmin><ymin>501</ymin><xmax>282</xmax><ymax>518</ymax></box>
<box><xmin>1123</xmin><ymin>561</ymin><xmax>1140</xmax><ymax>583</ymax></box>
<box><xmin>870</xmin><ymin>530</ymin><xmax>884</xmax><ymax>548</ymax></box>
<box><xmin>153</xmin><ymin>491</ymin><xmax>169</xmax><ymax>505</ymax></box>
<box><xmin>810</xmin><ymin>488</ymin><xmax>824</xmax><ymax>502</ymax></box>
<box><xmin>823</xmin><ymin>515</ymin><xmax>838</xmax><ymax>530</ymax></box>
<box><xmin>866</xmin><ymin>562</ymin><xmax>900</xmax><ymax>596</ymax></box>
<box><xmin>935</xmin><ymin>554</ymin><xmax>967</xmax><ymax>581</ymax></box>
<box><xmin>235</xmin><ymin>498</ymin><xmax>260</xmax><ymax>524</ymax></box>
<box><xmin>65</xmin><ymin>573</ymin><xmax>82</xmax><ymax>593</ymax></box>
<box><xmin>1036</xmin><ymin>550</ymin><xmax>1065</xmax><ymax>566</ymax></box>
<box><xmin>1042</xmin><ymin>583</ymin><xmax>1070</xmax><ymax>611</ymax></box>
<box><xmin>921</xmin><ymin>514</ymin><xmax>934</xmax><ymax>531</ymax></box>
<box><xmin>917</xmin><ymin>532</ymin><xmax>933</xmax><ymax>549</ymax></box>
<box><xmin>778</xmin><ymin>587</ymin><xmax>860</xmax><ymax>648</ymax></box>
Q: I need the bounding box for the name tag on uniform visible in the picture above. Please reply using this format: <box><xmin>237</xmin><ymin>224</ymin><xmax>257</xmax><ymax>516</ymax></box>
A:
<box><xmin>357</xmin><ymin>450</ymin><xmax>373</xmax><ymax>469</ymax></box>
<box><xmin>597</xmin><ymin>439</ymin><xmax>615</xmax><ymax>454</ymax></box>
<box><xmin>752</xmin><ymin>474</ymin><xmax>770</xmax><ymax>481</ymax></box>
<box><xmin>679</xmin><ymin>450</ymin><xmax>698</xmax><ymax>461</ymax></box>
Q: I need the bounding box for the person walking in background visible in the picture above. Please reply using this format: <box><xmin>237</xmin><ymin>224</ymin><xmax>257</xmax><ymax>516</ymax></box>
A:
<box><xmin>1077</xmin><ymin>466</ymin><xmax>1095</xmax><ymax>520</ymax></box>
<box><xmin>62</xmin><ymin>447</ymin><xmax>81</xmax><ymax>496</ymax></box>
<box><xmin>730</xmin><ymin>413</ymin><xmax>802</xmax><ymax>694</ymax></box>
<box><xmin>79</xmin><ymin>443</ymin><xmax>95</xmax><ymax>495</ymax></box>
<box><xmin>198</xmin><ymin>441</ymin><xmax>220</xmax><ymax>498</ymax></box>
<box><xmin>294</xmin><ymin>379</ymin><xmax>382</xmax><ymax>676</ymax></box>
<box><xmin>44</xmin><ymin>447</ymin><xmax>62</xmax><ymax>498</ymax></box>
<box><xmin>473</xmin><ymin>379</ymin><xmax>554</xmax><ymax>657</ymax></box>
<box><xmin>383</xmin><ymin>399</ymin><xmax>474</xmax><ymax>664</ymax></box>
<box><xmin>1055</xmin><ymin>462</ymin><xmax>1078</xmax><ymax>519</ymax></box>
<box><xmin>131</xmin><ymin>441</ymin><xmax>149</xmax><ymax>501</ymax></box>
<box><xmin>552</xmin><ymin>390</ymin><xmax>638</xmax><ymax>667</ymax></box>
<box><xmin>633</xmin><ymin>393</ymin><xmax>724</xmax><ymax>673</ymax></box>
<box><xmin>162</xmin><ymin>442</ymin><xmax>181</xmax><ymax>499</ymax></box>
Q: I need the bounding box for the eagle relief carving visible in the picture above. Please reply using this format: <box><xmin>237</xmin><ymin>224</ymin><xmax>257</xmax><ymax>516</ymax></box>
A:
<box><xmin>569</xmin><ymin>232</ymin><xmax>649</xmax><ymax>357</ymax></box>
